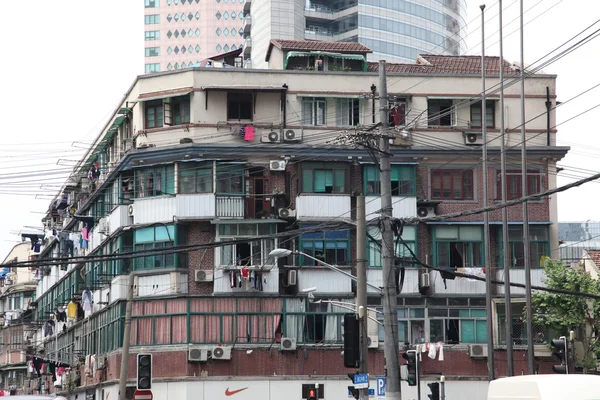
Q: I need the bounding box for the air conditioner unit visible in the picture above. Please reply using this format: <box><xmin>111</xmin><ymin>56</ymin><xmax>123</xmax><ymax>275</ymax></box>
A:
<box><xmin>419</xmin><ymin>272</ymin><xmax>431</xmax><ymax>288</ymax></box>
<box><xmin>287</xmin><ymin>270</ymin><xmax>297</xmax><ymax>286</ymax></box>
<box><xmin>464</xmin><ymin>133</ymin><xmax>483</xmax><ymax>145</ymax></box>
<box><xmin>417</xmin><ymin>206</ymin><xmax>436</xmax><ymax>218</ymax></box>
<box><xmin>98</xmin><ymin>218</ymin><xmax>109</xmax><ymax>235</ymax></box>
<box><xmin>270</xmin><ymin>160</ymin><xmax>286</xmax><ymax>171</ymax></box>
<box><xmin>280</xmin><ymin>337</ymin><xmax>297</xmax><ymax>351</ymax></box>
<box><xmin>283</xmin><ymin>129</ymin><xmax>302</xmax><ymax>143</ymax></box>
<box><xmin>211</xmin><ymin>346</ymin><xmax>232</xmax><ymax>360</ymax></box>
<box><xmin>261</xmin><ymin>131</ymin><xmax>280</xmax><ymax>143</ymax></box>
<box><xmin>469</xmin><ymin>344</ymin><xmax>488</xmax><ymax>358</ymax></box>
<box><xmin>188</xmin><ymin>347</ymin><xmax>208</xmax><ymax>362</ymax></box>
<box><xmin>95</xmin><ymin>356</ymin><xmax>106</xmax><ymax>370</ymax></box>
<box><xmin>367</xmin><ymin>335</ymin><xmax>379</xmax><ymax>349</ymax></box>
<box><xmin>278</xmin><ymin>208</ymin><xmax>296</xmax><ymax>219</ymax></box>
<box><xmin>195</xmin><ymin>270</ymin><xmax>214</xmax><ymax>282</ymax></box>
<box><xmin>127</xmin><ymin>204</ymin><xmax>135</xmax><ymax>217</ymax></box>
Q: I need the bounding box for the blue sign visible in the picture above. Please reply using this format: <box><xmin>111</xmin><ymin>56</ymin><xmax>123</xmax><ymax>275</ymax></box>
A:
<box><xmin>376</xmin><ymin>377</ymin><xmax>386</xmax><ymax>397</ymax></box>
<box><xmin>353</xmin><ymin>373</ymin><xmax>369</xmax><ymax>389</ymax></box>
<box><xmin>347</xmin><ymin>388</ymin><xmax>375</xmax><ymax>397</ymax></box>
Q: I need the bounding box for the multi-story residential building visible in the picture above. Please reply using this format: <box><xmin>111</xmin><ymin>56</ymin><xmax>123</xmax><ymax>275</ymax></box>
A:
<box><xmin>24</xmin><ymin>43</ymin><xmax>567</xmax><ymax>399</ymax></box>
<box><xmin>144</xmin><ymin>0</ymin><xmax>246</xmax><ymax>73</ymax></box>
<box><xmin>0</xmin><ymin>243</ymin><xmax>38</xmax><ymax>395</ymax></box>
<box><xmin>246</xmin><ymin>0</ymin><xmax>467</xmax><ymax>68</ymax></box>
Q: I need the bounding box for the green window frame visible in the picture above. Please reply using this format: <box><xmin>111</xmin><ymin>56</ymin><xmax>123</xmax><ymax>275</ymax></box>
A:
<box><xmin>179</xmin><ymin>162</ymin><xmax>213</xmax><ymax>193</ymax></box>
<box><xmin>301</xmin><ymin>162</ymin><xmax>348</xmax><ymax>194</ymax></box>
<box><xmin>498</xmin><ymin>225</ymin><xmax>550</xmax><ymax>268</ymax></box>
<box><xmin>134</xmin><ymin>225</ymin><xmax>176</xmax><ymax>270</ymax></box>
<box><xmin>470</xmin><ymin>100</ymin><xmax>495</xmax><ymax>128</ymax></box>
<box><xmin>300</xmin><ymin>226</ymin><xmax>349</xmax><ymax>266</ymax></box>
<box><xmin>144</xmin><ymin>99</ymin><xmax>163</xmax><ymax>128</ymax></box>
<box><xmin>429</xmin><ymin>308</ymin><xmax>487</xmax><ymax>344</ymax></box>
<box><xmin>216</xmin><ymin>163</ymin><xmax>244</xmax><ymax>194</ymax></box>
<box><xmin>434</xmin><ymin>225</ymin><xmax>483</xmax><ymax>268</ymax></box>
<box><xmin>363</xmin><ymin>164</ymin><xmax>415</xmax><ymax>196</ymax></box>
<box><xmin>367</xmin><ymin>225</ymin><xmax>417</xmax><ymax>267</ymax></box>
<box><xmin>376</xmin><ymin>308</ymin><xmax>425</xmax><ymax>343</ymax></box>
<box><xmin>133</xmin><ymin>165</ymin><xmax>175</xmax><ymax>198</ymax></box>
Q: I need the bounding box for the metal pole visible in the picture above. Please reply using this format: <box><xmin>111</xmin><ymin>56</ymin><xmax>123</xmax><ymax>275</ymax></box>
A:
<box><xmin>119</xmin><ymin>273</ymin><xmax>135</xmax><ymax>400</ymax></box>
<box><xmin>481</xmin><ymin>4</ymin><xmax>495</xmax><ymax>381</ymax></box>
<box><xmin>499</xmin><ymin>0</ymin><xmax>514</xmax><ymax>377</ymax></box>
<box><xmin>440</xmin><ymin>375</ymin><xmax>446</xmax><ymax>400</ymax></box>
<box><xmin>519</xmin><ymin>0</ymin><xmax>535</xmax><ymax>375</ymax></box>
<box><xmin>378</xmin><ymin>60</ymin><xmax>401</xmax><ymax>400</ymax></box>
<box><xmin>356</xmin><ymin>195</ymin><xmax>369</xmax><ymax>400</ymax></box>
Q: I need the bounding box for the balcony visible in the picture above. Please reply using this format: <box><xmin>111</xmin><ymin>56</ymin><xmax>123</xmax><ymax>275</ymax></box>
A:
<box><xmin>215</xmin><ymin>194</ymin><xmax>280</xmax><ymax>219</ymax></box>
<box><xmin>365</xmin><ymin>196</ymin><xmax>417</xmax><ymax>219</ymax></box>
<box><xmin>215</xmin><ymin>194</ymin><xmax>244</xmax><ymax>219</ymax></box>
<box><xmin>243</xmin><ymin>15</ymin><xmax>252</xmax><ymax>34</ymax></box>
<box><xmin>243</xmin><ymin>36</ymin><xmax>252</xmax><ymax>57</ymax></box>
<box><xmin>129</xmin><ymin>194</ymin><xmax>216</xmax><ymax>225</ymax></box>
<box><xmin>295</xmin><ymin>195</ymin><xmax>351</xmax><ymax>220</ymax></box>
<box><xmin>213</xmin><ymin>267</ymin><xmax>279</xmax><ymax>293</ymax></box>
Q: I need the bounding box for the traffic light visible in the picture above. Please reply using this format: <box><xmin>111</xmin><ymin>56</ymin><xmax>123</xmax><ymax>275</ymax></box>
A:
<box><xmin>427</xmin><ymin>382</ymin><xmax>440</xmax><ymax>400</ymax></box>
<box><xmin>551</xmin><ymin>336</ymin><xmax>568</xmax><ymax>374</ymax></box>
<box><xmin>343</xmin><ymin>313</ymin><xmax>360</xmax><ymax>368</ymax></box>
<box><xmin>347</xmin><ymin>373</ymin><xmax>359</xmax><ymax>400</ymax></box>
<box><xmin>137</xmin><ymin>353</ymin><xmax>152</xmax><ymax>390</ymax></box>
<box><xmin>308</xmin><ymin>389</ymin><xmax>316</xmax><ymax>400</ymax></box>
<box><xmin>402</xmin><ymin>350</ymin><xmax>419</xmax><ymax>386</ymax></box>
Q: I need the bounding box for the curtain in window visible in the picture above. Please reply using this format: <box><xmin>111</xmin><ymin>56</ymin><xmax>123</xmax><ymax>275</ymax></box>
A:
<box><xmin>324</xmin><ymin>300</ymin><xmax>344</xmax><ymax>342</ymax></box>
<box><xmin>285</xmin><ymin>298</ymin><xmax>305</xmax><ymax>342</ymax></box>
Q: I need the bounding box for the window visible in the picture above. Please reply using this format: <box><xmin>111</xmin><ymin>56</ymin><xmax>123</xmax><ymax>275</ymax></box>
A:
<box><xmin>144</xmin><ymin>100</ymin><xmax>163</xmax><ymax>128</ymax></box>
<box><xmin>434</xmin><ymin>226</ymin><xmax>483</xmax><ymax>269</ymax></box>
<box><xmin>145</xmin><ymin>30</ymin><xmax>160</xmax><ymax>40</ymax></box>
<box><xmin>218</xmin><ymin>224</ymin><xmax>276</xmax><ymax>266</ymax></box>
<box><xmin>134</xmin><ymin>225</ymin><xmax>175</xmax><ymax>270</ymax></box>
<box><xmin>144</xmin><ymin>63</ymin><xmax>160</xmax><ymax>73</ymax></box>
<box><xmin>498</xmin><ymin>170</ymin><xmax>542</xmax><ymax>200</ymax></box>
<box><xmin>364</xmin><ymin>164</ymin><xmax>415</xmax><ymax>196</ymax></box>
<box><xmin>501</xmin><ymin>226</ymin><xmax>549</xmax><ymax>268</ymax></box>
<box><xmin>216</xmin><ymin>163</ymin><xmax>244</xmax><ymax>194</ymax></box>
<box><xmin>301</xmin><ymin>162</ymin><xmax>347</xmax><ymax>193</ymax></box>
<box><xmin>368</xmin><ymin>225</ymin><xmax>417</xmax><ymax>268</ymax></box>
<box><xmin>179</xmin><ymin>162</ymin><xmax>213</xmax><ymax>193</ymax></box>
<box><xmin>429</xmin><ymin>308</ymin><xmax>487</xmax><ymax>344</ymax></box>
<box><xmin>145</xmin><ymin>0</ymin><xmax>158</xmax><ymax>7</ymax></box>
<box><xmin>227</xmin><ymin>92</ymin><xmax>252</xmax><ymax>120</ymax></box>
<box><xmin>470</xmin><ymin>100</ymin><xmax>495</xmax><ymax>128</ymax></box>
<box><xmin>134</xmin><ymin>165</ymin><xmax>175</xmax><ymax>198</ymax></box>
<box><xmin>336</xmin><ymin>98</ymin><xmax>360</xmax><ymax>126</ymax></box>
<box><xmin>428</xmin><ymin>99</ymin><xmax>454</xmax><ymax>126</ymax></box>
<box><xmin>376</xmin><ymin>308</ymin><xmax>425</xmax><ymax>344</ymax></box>
<box><xmin>300</xmin><ymin>227</ymin><xmax>349</xmax><ymax>266</ymax></box>
<box><xmin>431</xmin><ymin>169</ymin><xmax>474</xmax><ymax>200</ymax></box>
<box><xmin>144</xmin><ymin>14</ymin><xmax>160</xmax><ymax>24</ymax></box>
<box><xmin>145</xmin><ymin>47</ymin><xmax>160</xmax><ymax>57</ymax></box>
<box><xmin>302</xmin><ymin>97</ymin><xmax>326</xmax><ymax>126</ymax></box>
<box><xmin>164</xmin><ymin>95</ymin><xmax>190</xmax><ymax>125</ymax></box>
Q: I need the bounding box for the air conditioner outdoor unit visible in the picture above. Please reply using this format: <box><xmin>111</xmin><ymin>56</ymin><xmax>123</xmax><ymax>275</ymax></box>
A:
<box><xmin>127</xmin><ymin>204</ymin><xmax>135</xmax><ymax>217</ymax></box>
<box><xmin>464</xmin><ymin>133</ymin><xmax>483</xmax><ymax>145</ymax></box>
<box><xmin>420</xmin><ymin>272</ymin><xmax>431</xmax><ymax>288</ymax></box>
<box><xmin>367</xmin><ymin>335</ymin><xmax>379</xmax><ymax>349</ymax></box>
<box><xmin>283</xmin><ymin>129</ymin><xmax>302</xmax><ymax>143</ymax></box>
<box><xmin>211</xmin><ymin>346</ymin><xmax>232</xmax><ymax>360</ymax></box>
<box><xmin>261</xmin><ymin>131</ymin><xmax>280</xmax><ymax>143</ymax></box>
<box><xmin>98</xmin><ymin>218</ymin><xmax>109</xmax><ymax>235</ymax></box>
<box><xmin>417</xmin><ymin>206</ymin><xmax>436</xmax><ymax>218</ymax></box>
<box><xmin>469</xmin><ymin>344</ymin><xmax>488</xmax><ymax>358</ymax></box>
<box><xmin>188</xmin><ymin>347</ymin><xmax>208</xmax><ymax>362</ymax></box>
<box><xmin>195</xmin><ymin>270</ymin><xmax>214</xmax><ymax>282</ymax></box>
<box><xmin>280</xmin><ymin>337</ymin><xmax>297</xmax><ymax>351</ymax></box>
<box><xmin>278</xmin><ymin>208</ymin><xmax>296</xmax><ymax>219</ymax></box>
<box><xmin>270</xmin><ymin>160</ymin><xmax>286</xmax><ymax>171</ymax></box>
<box><xmin>287</xmin><ymin>270</ymin><xmax>297</xmax><ymax>286</ymax></box>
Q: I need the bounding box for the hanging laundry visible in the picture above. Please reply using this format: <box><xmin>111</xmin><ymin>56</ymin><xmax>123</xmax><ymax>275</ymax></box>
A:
<box><xmin>34</xmin><ymin>269</ymin><xmax>42</xmax><ymax>281</ymax></box>
<box><xmin>44</xmin><ymin>320</ymin><xmax>55</xmax><ymax>337</ymax></box>
<box><xmin>82</xmin><ymin>289</ymin><xmax>93</xmax><ymax>315</ymax></box>
<box><xmin>34</xmin><ymin>242</ymin><xmax>41</xmax><ymax>253</ymax></box>
<box><xmin>81</xmin><ymin>226</ymin><xmax>90</xmax><ymax>241</ymax></box>
<box><xmin>428</xmin><ymin>342</ymin><xmax>437</xmax><ymax>359</ymax></box>
<box><xmin>56</xmin><ymin>307</ymin><xmax>67</xmax><ymax>322</ymax></box>
<box><xmin>244</xmin><ymin>125</ymin><xmax>255</xmax><ymax>141</ymax></box>
<box><xmin>437</xmin><ymin>342</ymin><xmax>444</xmax><ymax>361</ymax></box>
<box><xmin>67</xmin><ymin>301</ymin><xmax>77</xmax><ymax>319</ymax></box>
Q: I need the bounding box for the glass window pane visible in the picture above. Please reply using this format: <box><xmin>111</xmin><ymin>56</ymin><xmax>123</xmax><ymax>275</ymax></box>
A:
<box><xmin>398</xmin><ymin>321</ymin><xmax>408</xmax><ymax>343</ymax></box>
<box><xmin>436</xmin><ymin>226</ymin><xmax>459</xmax><ymax>240</ymax></box>
<box><xmin>459</xmin><ymin>226</ymin><xmax>482</xmax><ymax>241</ymax></box>
<box><xmin>475</xmin><ymin>320</ymin><xmax>488</xmax><ymax>343</ymax></box>
<box><xmin>430</xmin><ymin>320</ymin><xmax>444</xmax><ymax>342</ymax></box>
<box><xmin>460</xmin><ymin>320</ymin><xmax>475</xmax><ymax>343</ymax></box>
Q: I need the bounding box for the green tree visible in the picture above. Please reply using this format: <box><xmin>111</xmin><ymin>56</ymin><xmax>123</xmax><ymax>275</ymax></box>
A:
<box><xmin>531</xmin><ymin>258</ymin><xmax>600</xmax><ymax>372</ymax></box>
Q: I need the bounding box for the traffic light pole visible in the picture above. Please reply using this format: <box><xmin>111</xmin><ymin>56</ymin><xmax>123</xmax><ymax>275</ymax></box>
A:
<box><xmin>356</xmin><ymin>195</ymin><xmax>369</xmax><ymax>400</ymax></box>
<box><xmin>119</xmin><ymin>273</ymin><xmax>135</xmax><ymax>400</ymax></box>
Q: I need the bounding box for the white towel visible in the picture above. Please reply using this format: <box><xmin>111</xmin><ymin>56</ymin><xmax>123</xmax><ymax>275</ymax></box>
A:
<box><xmin>428</xmin><ymin>343</ymin><xmax>437</xmax><ymax>359</ymax></box>
<box><xmin>437</xmin><ymin>342</ymin><xmax>444</xmax><ymax>361</ymax></box>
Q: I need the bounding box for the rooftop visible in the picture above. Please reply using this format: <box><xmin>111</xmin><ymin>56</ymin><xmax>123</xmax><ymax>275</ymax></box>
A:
<box><xmin>266</xmin><ymin>39</ymin><xmax>372</xmax><ymax>61</ymax></box>
<box><xmin>368</xmin><ymin>54</ymin><xmax>521</xmax><ymax>75</ymax></box>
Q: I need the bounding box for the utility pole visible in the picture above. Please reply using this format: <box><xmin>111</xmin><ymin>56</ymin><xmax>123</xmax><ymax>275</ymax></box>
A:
<box><xmin>480</xmin><ymin>4</ymin><xmax>495</xmax><ymax>381</ymax></box>
<box><xmin>519</xmin><ymin>0</ymin><xmax>535</xmax><ymax>375</ymax></box>
<box><xmin>498</xmin><ymin>0</ymin><xmax>514</xmax><ymax>376</ymax></box>
<box><xmin>378</xmin><ymin>60</ymin><xmax>401</xmax><ymax>400</ymax></box>
<box><xmin>356</xmin><ymin>195</ymin><xmax>369</xmax><ymax>400</ymax></box>
<box><xmin>119</xmin><ymin>273</ymin><xmax>135</xmax><ymax>400</ymax></box>
<box><xmin>440</xmin><ymin>375</ymin><xmax>446</xmax><ymax>400</ymax></box>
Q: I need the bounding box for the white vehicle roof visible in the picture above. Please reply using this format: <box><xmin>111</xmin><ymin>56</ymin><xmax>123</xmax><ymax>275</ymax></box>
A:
<box><xmin>5</xmin><ymin>396</ymin><xmax>68</xmax><ymax>400</ymax></box>
<box><xmin>488</xmin><ymin>374</ymin><xmax>600</xmax><ymax>400</ymax></box>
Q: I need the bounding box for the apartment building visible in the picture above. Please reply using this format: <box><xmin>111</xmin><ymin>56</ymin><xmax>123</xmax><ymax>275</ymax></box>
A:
<box><xmin>22</xmin><ymin>43</ymin><xmax>567</xmax><ymax>399</ymax></box>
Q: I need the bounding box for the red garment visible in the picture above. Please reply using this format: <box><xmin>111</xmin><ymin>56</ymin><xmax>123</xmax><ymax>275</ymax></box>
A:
<box><xmin>244</xmin><ymin>125</ymin><xmax>255</xmax><ymax>141</ymax></box>
<box><xmin>241</xmin><ymin>267</ymin><xmax>250</xmax><ymax>278</ymax></box>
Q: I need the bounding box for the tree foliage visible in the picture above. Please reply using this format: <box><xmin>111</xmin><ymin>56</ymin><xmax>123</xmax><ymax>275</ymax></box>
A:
<box><xmin>531</xmin><ymin>258</ymin><xmax>600</xmax><ymax>371</ymax></box>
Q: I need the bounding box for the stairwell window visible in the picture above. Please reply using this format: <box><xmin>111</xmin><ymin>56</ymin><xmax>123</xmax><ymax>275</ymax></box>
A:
<box><xmin>470</xmin><ymin>100</ymin><xmax>495</xmax><ymax>128</ymax></box>
<box><xmin>302</xmin><ymin>97</ymin><xmax>326</xmax><ymax>126</ymax></box>
<box><xmin>364</xmin><ymin>164</ymin><xmax>415</xmax><ymax>196</ymax></box>
<box><xmin>427</xmin><ymin>99</ymin><xmax>455</xmax><ymax>126</ymax></box>
<box><xmin>431</xmin><ymin>169</ymin><xmax>474</xmax><ymax>200</ymax></box>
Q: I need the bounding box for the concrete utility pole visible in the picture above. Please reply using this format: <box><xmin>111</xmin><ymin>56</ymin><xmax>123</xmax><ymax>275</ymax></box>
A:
<box><xmin>119</xmin><ymin>273</ymin><xmax>135</xmax><ymax>400</ymax></box>
<box><xmin>480</xmin><ymin>4</ymin><xmax>495</xmax><ymax>382</ymax></box>
<box><xmin>356</xmin><ymin>195</ymin><xmax>369</xmax><ymax>400</ymax></box>
<box><xmin>440</xmin><ymin>375</ymin><xmax>446</xmax><ymax>400</ymax></box>
<box><xmin>498</xmin><ymin>0</ymin><xmax>514</xmax><ymax>376</ymax></box>
<box><xmin>378</xmin><ymin>60</ymin><xmax>401</xmax><ymax>400</ymax></box>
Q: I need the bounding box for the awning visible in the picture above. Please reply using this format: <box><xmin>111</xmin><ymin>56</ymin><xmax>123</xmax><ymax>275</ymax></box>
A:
<box><xmin>426</xmin><ymin>221</ymin><xmax>554</xmax><ymax>225</ymax></box>
<box><xmin>118</xmin><ymin>107</ymin><xmax>133</xmax><ymax>115</ymax></box>
<box><xmin>202</xmin><ymin>85</ymin><xmax>287</xmax><ymax>92</ymax></box>
<box><xmin>295</xmin><ymin>93</ymin><xmax>362</xmax><ymax>99</ymax></box>
<box><xmin>210</xmin><ymin>219</ymin><xmax>287</xmax><ymax>224</ymax></box>
<box><xmin>284</xmin><ymin>51</ymin><xmax>367</xmax><ymax>71</ymax></box>
<box><xmin>135</xmin><ymin>87</ymin><xmax>193</xmax><ymax>102</ymax></box>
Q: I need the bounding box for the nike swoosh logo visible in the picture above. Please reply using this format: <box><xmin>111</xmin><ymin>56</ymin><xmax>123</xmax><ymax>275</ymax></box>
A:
<box><xmin>225</xmin><ymin>388</ymin><xmax>248</xmax><ymax>396</ymax></box>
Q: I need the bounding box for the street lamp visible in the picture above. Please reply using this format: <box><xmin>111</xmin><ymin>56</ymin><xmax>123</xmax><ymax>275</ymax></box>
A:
<box><xmin>269</xmin><ymin>248</ymin><xmax>382</xmax><ymax>292</ymax></box>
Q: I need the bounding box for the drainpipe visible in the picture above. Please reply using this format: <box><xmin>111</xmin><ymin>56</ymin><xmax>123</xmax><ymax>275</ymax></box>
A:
<box><xmin>370</xmin><ymin>84</ymin><xmax>376</xmax><ymax>124</ymax></box>
<box><xmin>545</xmin><ymin>86</ymin><xmax>551</xmax><ymax>146</ymax></box>
<box><xmin>282</xmin><ymin>84</ymin><xmax>288</xmax><ymax>129</ymax></box>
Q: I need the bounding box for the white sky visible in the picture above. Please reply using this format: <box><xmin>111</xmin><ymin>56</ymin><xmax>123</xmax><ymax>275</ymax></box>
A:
<box><xmin>0</xmin><ymin>0</ymin><xmax>597</xmax><ymax>258</ymax></box>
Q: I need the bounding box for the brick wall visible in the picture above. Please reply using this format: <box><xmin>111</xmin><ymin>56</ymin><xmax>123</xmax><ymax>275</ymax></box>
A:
<box><xmin>186</xmin><ymin>222</ymin><xmax>216</xmax><ymax>295</ymax></box>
